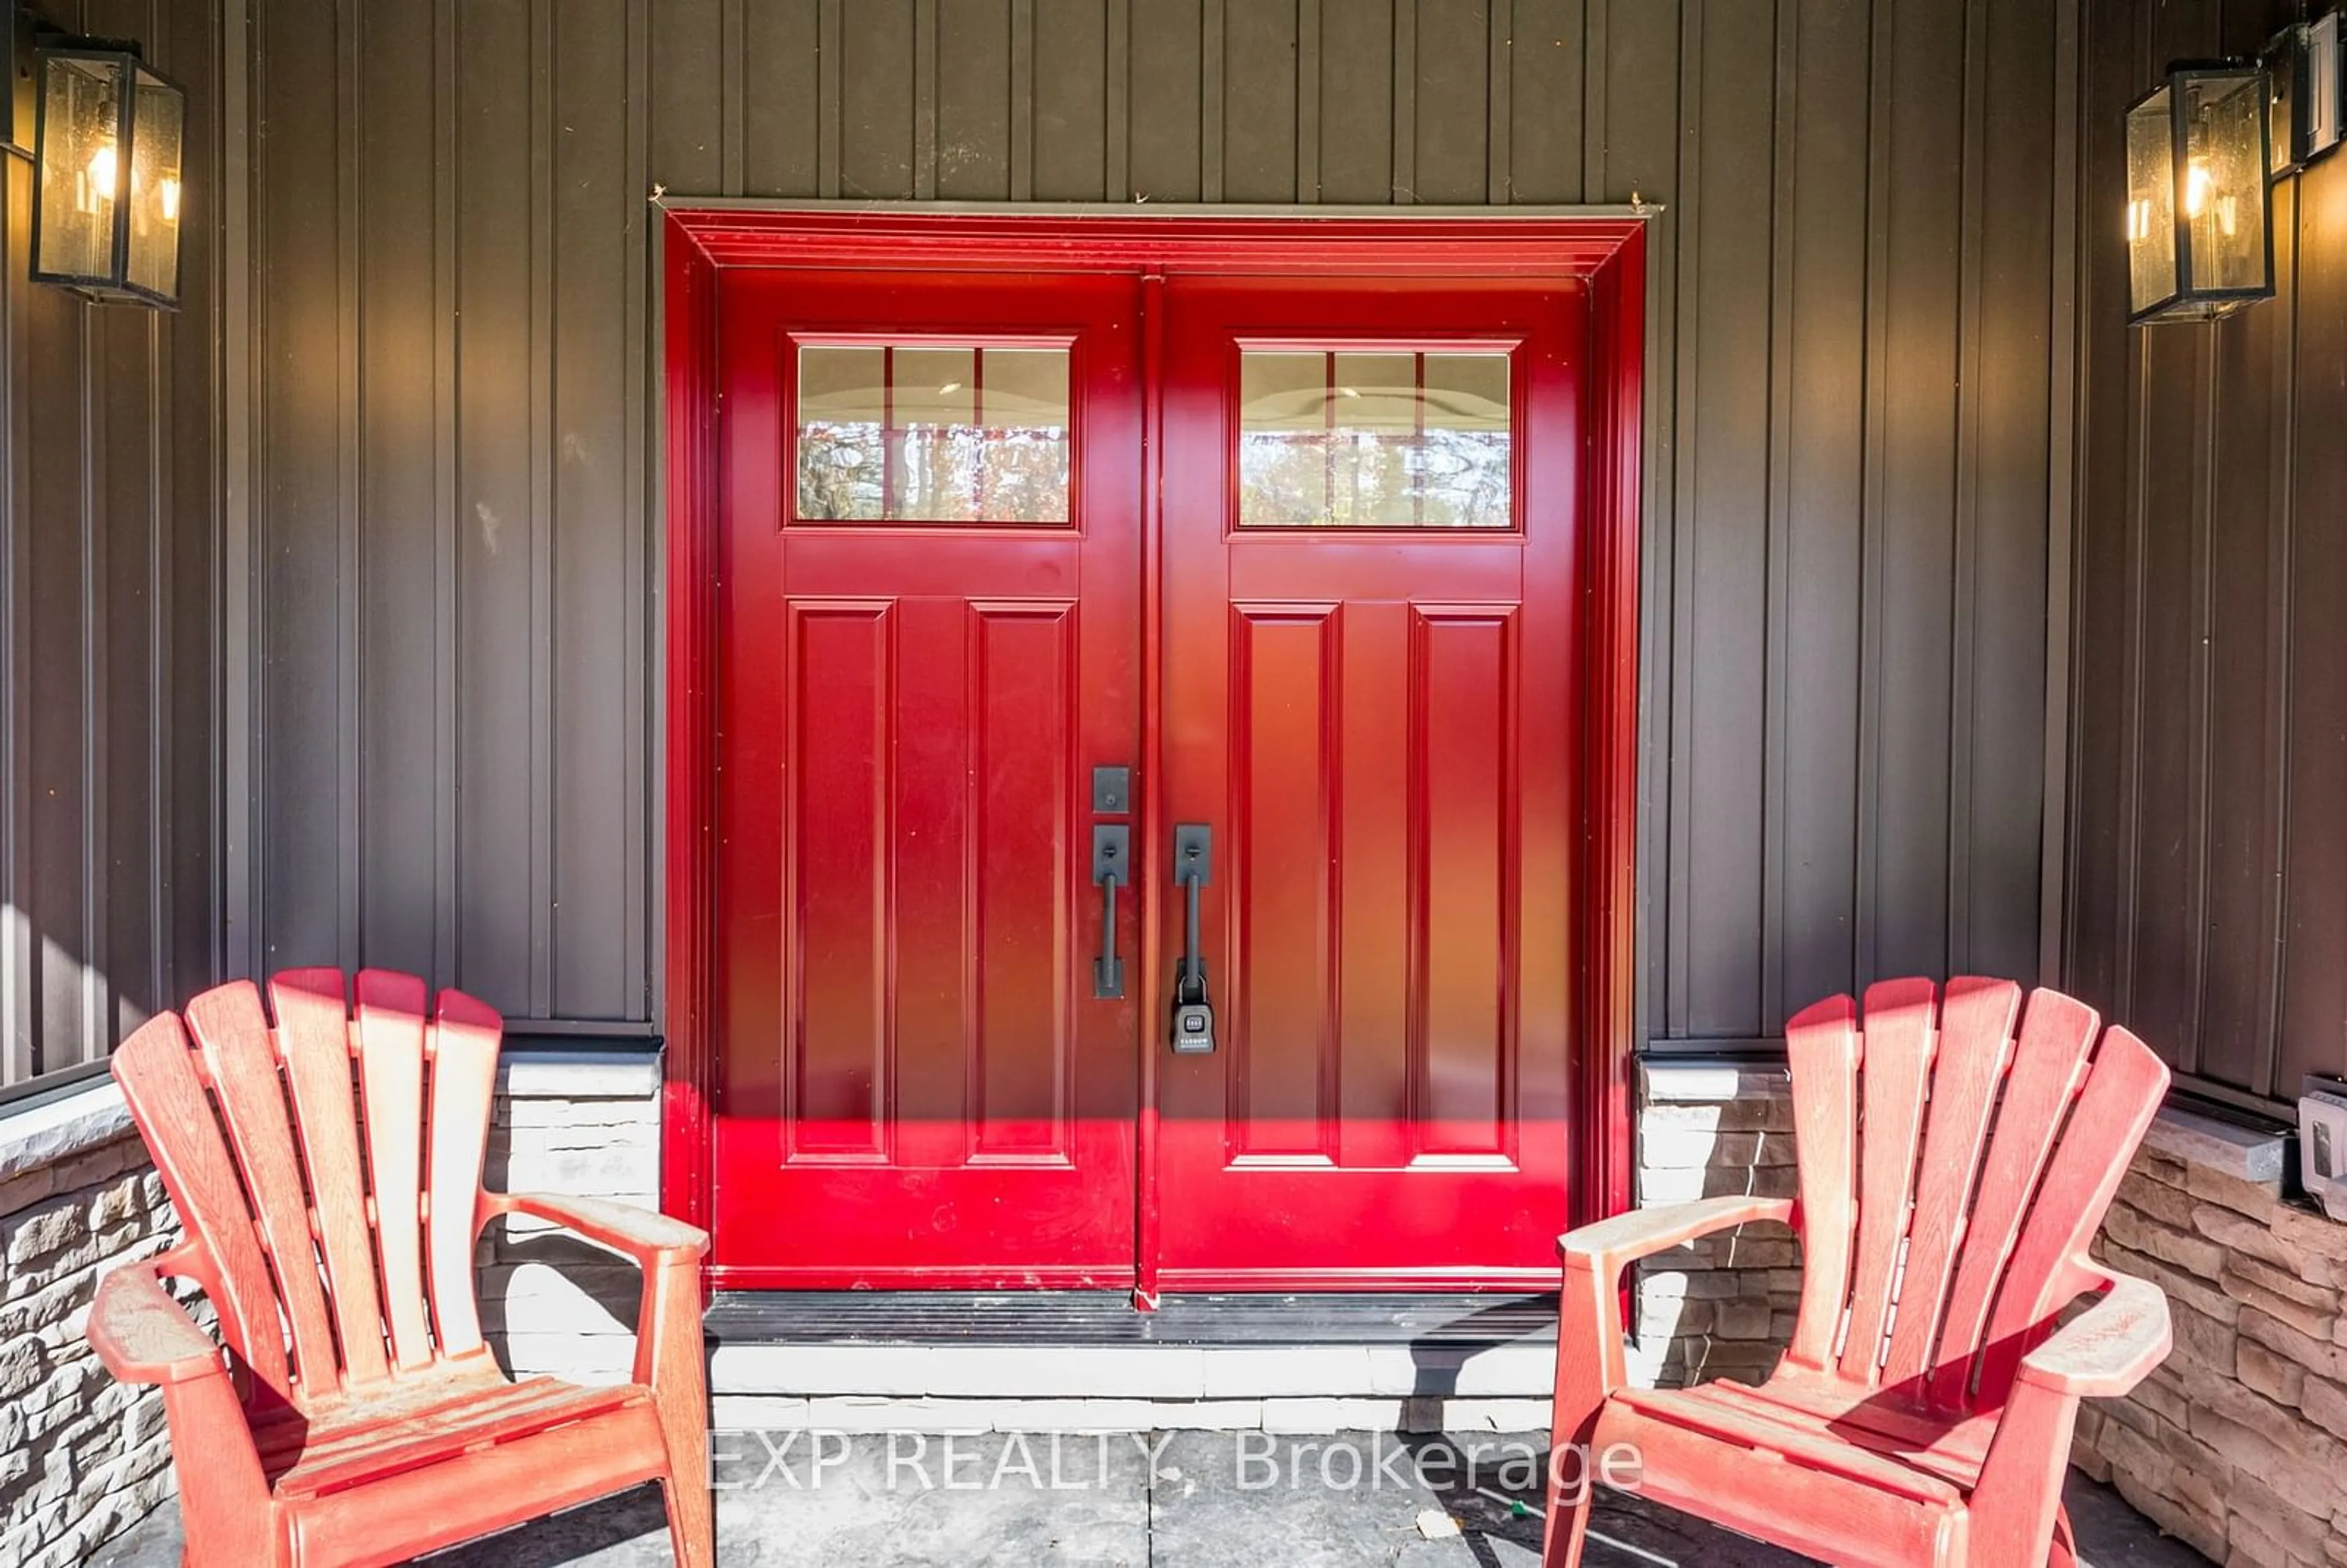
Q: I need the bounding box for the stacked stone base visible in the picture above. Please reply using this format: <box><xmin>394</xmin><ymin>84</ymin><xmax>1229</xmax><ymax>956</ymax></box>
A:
<box><xmin>2073</xmin><ymin>1134</ymin><xmax>2347</xmax><ymax>1566</ymax></box>
<box><xmin>0</xmin><ymin>1096</ymin><xmax>180</xmax><ymax>1568</ymax></box>
<box><xmin>1631</xmin><ymin>1062</ymin><xmax>1799</xmax><ymax>1388</ymax></box>
<box><xmin>479</xmin><ymin>1050</ymin><xmax>666</xmax><ymax>1384</ymax></box>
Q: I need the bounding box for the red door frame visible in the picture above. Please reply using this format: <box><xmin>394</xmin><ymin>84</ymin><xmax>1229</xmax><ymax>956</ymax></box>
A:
<box><xmin>659</xmin><ymin>205</ymin><xmax>1647</xmax><ymax>1295</ymax></box>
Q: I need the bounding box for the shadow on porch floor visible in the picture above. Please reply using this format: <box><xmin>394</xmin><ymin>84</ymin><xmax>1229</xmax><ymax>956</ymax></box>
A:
<box><xmin>93</xmin><ymin>1431</ymin><xmax>2209</xmax><ymax>1567</ymax></box>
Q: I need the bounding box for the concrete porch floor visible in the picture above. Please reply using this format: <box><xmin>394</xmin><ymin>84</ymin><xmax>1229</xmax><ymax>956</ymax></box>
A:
<box><xmin>93</xmin><ymin>1431</ymin><xmax>2209</xmax><ymax>1567</ymax></box>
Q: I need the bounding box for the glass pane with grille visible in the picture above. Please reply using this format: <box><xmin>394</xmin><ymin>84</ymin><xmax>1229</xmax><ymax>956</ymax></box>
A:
<box><xmin>795</xmin><ymin>343</ymin><xmax>1071</xmax><ymax>524</ymax></box>
<box><xmin>1238</xmin><ymin>348</ymin><xmax>1511</xmax><ymax>529</ymax></box>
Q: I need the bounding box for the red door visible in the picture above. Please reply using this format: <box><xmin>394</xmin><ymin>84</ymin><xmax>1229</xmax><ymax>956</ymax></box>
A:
<box><xmin>713</xmin><ymin>270</ymin><xmax>1144</xmax><ymax>1287</ymax></box>
<box><xmin>711</xmin><ymin>263</ymin><xmax>1584</xmax><ymax>1292</ymax></box>
<box><xmin>1151</xmin><ymin>277</ymin><xmax>1580</xmax><ymax>1288</ymax></box>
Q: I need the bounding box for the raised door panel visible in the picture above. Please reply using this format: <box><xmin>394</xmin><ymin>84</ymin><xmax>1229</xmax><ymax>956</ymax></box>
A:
<box><xmin>1230</xmin><ymin>606</ymin><xmax>1339</xmax><ymax>1162</ymax></box>
<box><xmin>1412</xmin><ymin>607</ymin><xmax>1518</xmax><ymax>1163</ymax></box>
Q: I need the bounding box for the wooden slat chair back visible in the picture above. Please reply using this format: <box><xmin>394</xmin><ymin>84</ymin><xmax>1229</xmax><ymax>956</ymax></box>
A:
<box><xmin>125</xmin><ymin>970</ymin><xmax>495</xmax><ymax>1410</ymax></box>
<box><xmin>1545</xmin><ymin>979</ymin><xmax>2175</xmax><ymax>1568</ymax></box>
<box><xmin>89</xmin><ymin>969</ymin><xmax>715</xmax><ymax>1568</ymax></box>
<box><xmin>1783</xmin><ymin>977</ymin><xmax>2163</xmax><ymax>1412</ymax></box>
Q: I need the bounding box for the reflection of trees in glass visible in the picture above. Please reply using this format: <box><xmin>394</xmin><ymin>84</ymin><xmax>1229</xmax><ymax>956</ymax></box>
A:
<box><xmin>798</xmin><ymin>422</ymin><xmax>886</xmax><ymax>519</ymax></box>
<box><xmin>897</xmin><ymin>425</ymin><xmax>972</xmax><ymax>519</ymax></box>
<box><xmin>1239</xmin><ymin>433</ymin><xmax>1327</xmax><ymax>524</ymax></box>
<box><xmin>1416</xmin><ymin>430</ymin><xmax>1510</xmax><ymax>527</ymax></box>
<box><xmin>796</xmin><ymin>421</ymin><xmax>1070</xmax><ymax>522</ymax></box>
<box><xmin>1240</xmin><ymin>429</ymin><xmax>1508</xmax><ymax>527</ymax></box>
<box><xmin>984</xmin><ymin>428</ymin><xmax>1073</xmax><ymax>521</ymax></box>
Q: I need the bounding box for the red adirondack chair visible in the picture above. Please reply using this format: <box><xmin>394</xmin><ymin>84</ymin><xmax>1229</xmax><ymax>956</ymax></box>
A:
<box><xmin>87</xmin><ymin>970</ymin><xmax>714</xmax><ymax>1568</ymax></box>
<box><xmin>1544</xmin><ymin>978</ymin><xmax>2173</xmax><ymax>1567</ymax></box>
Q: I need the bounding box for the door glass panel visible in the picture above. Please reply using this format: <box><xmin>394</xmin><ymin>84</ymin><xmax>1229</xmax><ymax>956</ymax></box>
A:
<box><xmin>1237</xmin><ymin>348</ymin><xmax>1511</xmax><ymax>529</ymax></box>
<box><xmin>796</xmin><ymin>343</ymin><xmax>1072</xmax><ymax>523</ymax></box>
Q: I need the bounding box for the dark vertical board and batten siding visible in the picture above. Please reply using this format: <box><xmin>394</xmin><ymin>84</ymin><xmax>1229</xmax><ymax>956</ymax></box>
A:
<box><xmin>1317</xmin><ymin>0</ymin><xmax>1393</xmax><ymax>205</ymax></box>
<box><xmin>224</xmin><ymin>0</ymin><xmax>2063</xmax><ymax>1046</ymax></box>
<box><xmin>356</xmin><ymin>0</ymin><xmax>437</xmax><ymax>989</ymax></box>
<box><xmin>935</xmin><ymin>1</ymin><xmax>1010</xmax><ymax>200</ymax></box>
<box><xmin>1968</xmin><ymin>0</ymin><xmax>2057</xmax><ymax>990</ymax></box>
<box><xmin>1674</xmin><ymin>0</ymin><xmax>1772</xmax><ymax>1039</ymax></box>
<box><xmin>2279</xmin><ymin>154</ymin><xmax>2347</xmax><ymax>1097</ymax></box>
<box><xmin>0</xmin><ymin>0</ymin><xmax>219</xmax><ymax>1087</ymax></box>
<box><xmin>2065</xmin><ymin>0</ymin><xmax>2139</xmax><ymax>1021</ymax></box>
<box><xmin>1776</xmin><ymin>0</ymin><xmax>1869</xmax><ymax>1026</ymax></box>
<box><xmin>1648</xmin><ymin>0</ymin><xmax>2060</xmax><ymax>1047</ymax></box>
<box><xmin>2067</xmin><ymin>0</ymin><xmax>2347</xmax><ymax>1102</ymax></box>
<box><xmin>2125</xmin><ymin>0</ymin><xmax>2219</xmax><ymax>1077</ymax></box>
<box><xmin>743</xmin><ymin>0</ymin><xmax>821</xmax><ymax>199</ymax></box>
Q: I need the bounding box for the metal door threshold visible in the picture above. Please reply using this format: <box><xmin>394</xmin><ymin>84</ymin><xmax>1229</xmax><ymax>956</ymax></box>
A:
<box><xmin>703</xmin><ymin>1291</ymin><xmax>1558</xmax><ymax>1347</ymax></box>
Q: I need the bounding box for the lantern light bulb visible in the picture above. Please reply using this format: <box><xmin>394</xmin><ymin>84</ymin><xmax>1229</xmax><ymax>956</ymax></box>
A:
<box><xmin>87</xmin><ymin>144</ymin><xmax>118</xmax><ymax>199</ymax></box>
<box><xmin>2184</xmin><ymin>159</ymin><xmax>2216</xmax><ymax>219</ymax></box>
<box><xmin>159</xmin><ymin>179</ymin><xmax>180</xmax><ymax>221</ymax></box>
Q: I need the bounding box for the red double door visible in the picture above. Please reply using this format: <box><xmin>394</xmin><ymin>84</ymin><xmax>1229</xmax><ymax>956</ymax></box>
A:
<box><xmin>715</xmin><ymin>267</ymin><xmax>1579</xmax><ymax>1292</ymax></box>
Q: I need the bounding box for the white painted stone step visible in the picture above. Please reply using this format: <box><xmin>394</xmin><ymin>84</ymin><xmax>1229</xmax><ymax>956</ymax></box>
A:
<box><xmin>708</xmin><ymin>1339</ymin><xmax>1557</xmax><ymax>1401</ymax></box>
<box><xmin>707</xmin><ymin>1393</ymin><xmax>1556</xmax><ymax>1435</ymax></box>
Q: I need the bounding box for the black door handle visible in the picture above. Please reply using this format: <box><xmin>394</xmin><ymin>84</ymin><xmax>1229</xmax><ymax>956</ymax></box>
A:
<box><xmin>1091</xmin><ymin>824</ymin><xmax>1129</xmax><ymax>999</ymax></box>
<box><xmin>1170</xmin><ymin>825</ymin><xmax>1214</xmax><ymax>1053</ymax></box>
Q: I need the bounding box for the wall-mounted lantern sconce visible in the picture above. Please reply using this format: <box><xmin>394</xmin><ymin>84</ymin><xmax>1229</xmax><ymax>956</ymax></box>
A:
<box><xmin>2128</xmin><ymin>65</ymin><xmax>2274</xmax><ymax>324</ymax></box>
<box><xmin>28</xmin><ymin>35</ymin><xmax>185</xmax><ymax>308</ymax></box>
<box><xmin>2264</xmin><ymin>18</ymin><xmax>2340</xmax><ymax>174</ymax></box>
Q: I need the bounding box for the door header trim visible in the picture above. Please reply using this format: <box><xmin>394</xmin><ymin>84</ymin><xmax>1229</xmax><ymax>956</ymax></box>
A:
<box><xmin>658</xmin><ymin>200</ymin><xmax>1652</xmax><ymax>277</ymax></box>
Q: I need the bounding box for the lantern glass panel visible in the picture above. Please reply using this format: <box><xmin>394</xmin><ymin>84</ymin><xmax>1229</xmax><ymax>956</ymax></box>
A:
<box><xmin>2312</xmin><ymin>15</ymin><xmax>2342</xmax><ymax>161</ymax></box>
<box><xmin>2127</xmin><ymin>86</ymin><xmax>2179</xmax><ymax>316</ymax></box>
<box><xmin>125</xmin><ymin>68</ymin><xmax>183</xmax><ymax>299</ymax></box>
<box><xmin>35</xmin><ymin>54</ymin><xmax>121</xmax><ymax>284</ymax></box>
<box><xmin>2184</xmin><ymin>72</ymin><xmax>2269</xmax><ymax>294</ymax></box>
<box><xmin>2266</xmin><ymin>27</ymin><xmax>2304</xmax><ymax>173</ymax></box>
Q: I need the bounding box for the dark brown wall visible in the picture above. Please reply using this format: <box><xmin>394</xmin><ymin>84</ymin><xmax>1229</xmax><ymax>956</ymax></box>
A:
<box><xmin>0</xmin><ymin>0</ymin><xmax>218</xmax><ymax>1086</ymax></box>
<box><xmin>2068</xmin><ymin>0</ymin><xmax>2345</xmax><ymax>1104</ymax></box>
<box><xmin>227</xmin><ymin>0</ymin><xmax>2069</xmax><ymax>1044</ymax></box>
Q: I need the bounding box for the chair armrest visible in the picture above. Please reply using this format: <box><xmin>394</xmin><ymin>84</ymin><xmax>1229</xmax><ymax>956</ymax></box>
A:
<box><xmin>482</xmin><ymin>1190</ymin><xmax>710</xmax><ymax>1269</ymax></box>
<box><xmin>483</xmin><ymin>1192</ymin><xmax>710</xmax><ymax>1396</ymax></box>
<box><xmin>1559</xmin><ymin>1195</ymin><xmax>1797</xmax><ymax>1288</ymax></box>
<box><xmin>1549</xmin><ymin>1195</ymin><xmax>1798</xmax><ymax>1454</ymax></box>
<box><xmin>1967</xmin><ymin>1270</ymin><xmax>2172</xmax><ymax>1560</ymax></box>
<box><xmin>90</xmin><ymin>1250</ymin><xmax>274</xmax><ymax>1555</ymax></box>
<box><xmin>89</xmin><ymin>1254</ymin><xmax>224</xmax><ymax>1387</ymax></box>
<box><xmin>2016</xmin><ymin>1269</ymin><xmax>2171</xmax><ymax>1400</ymax></box>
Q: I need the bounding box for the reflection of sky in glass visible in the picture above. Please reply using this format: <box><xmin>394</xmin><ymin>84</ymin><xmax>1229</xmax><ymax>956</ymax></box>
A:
<box><xmin>796</xmin><ymin>345</ymin><xmax>1071</xmax><ymax>522</ymax></box>
<box><xmin>1238</xmin><ymin>350</ymin><xmax>1511</xmax><ymax>528</ymax></box>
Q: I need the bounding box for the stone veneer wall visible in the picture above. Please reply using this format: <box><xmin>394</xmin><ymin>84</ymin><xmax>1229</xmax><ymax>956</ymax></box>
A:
<box><xmin>2071</xmin><ymin>1113</ymin><xmax>2347</xmax><ymax>1568</ymax></box>
<box><xmin>1631</xmin><ymin>1061</ymin><xmax>1801</xmax><ymax>1389</ymax></box>
<box><xmin>0</xmin><ymin>1047</ymin><xmax>666</xmax><ymax>1566</ymax></box>
<box><xmin>0</xmin><ymin>1088</ymin><xmax>180</xmax><ymax>1568</ymax></box>
<box><xmin>479</xmin><ymin>1050</ymin><xmax>667</xmax><ymax>1384</ymax></box>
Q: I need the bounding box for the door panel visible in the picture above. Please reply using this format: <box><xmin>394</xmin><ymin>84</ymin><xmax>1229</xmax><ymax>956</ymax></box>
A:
<box><xmin>1155</xmin><ymin>278</ymin><xmax>1581</xmax><ymax>1287</ymax></box>
<box><xmin>714</xmin><ymin>271</ymin><xmax>1142</xmax><ymax>1286</ymax></box>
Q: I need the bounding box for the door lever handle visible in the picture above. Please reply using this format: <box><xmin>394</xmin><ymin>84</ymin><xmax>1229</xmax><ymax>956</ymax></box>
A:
<box><xmin>1170</xmin><ymin>825</ymin><xmax>1214</xmax><ymax>1053</ymax></box>
<box><xmin>1091</xmin><ymin>824</ymin><xmax>1129</xmax><ymax>999</ymax></box>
